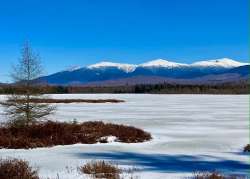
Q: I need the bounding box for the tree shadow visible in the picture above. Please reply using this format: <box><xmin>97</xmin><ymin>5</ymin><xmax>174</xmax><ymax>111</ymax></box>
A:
<box><xmin>74</xmin><ymin>152</ymin><xmax>249</xmax><ymax>175</ymax></box>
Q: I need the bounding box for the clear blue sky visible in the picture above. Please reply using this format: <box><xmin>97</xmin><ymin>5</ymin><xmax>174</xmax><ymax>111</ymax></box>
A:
<box><xmin>0</xmin><ymin>0</ymin><xmax>249</xmax><ymax>82</ymax></box>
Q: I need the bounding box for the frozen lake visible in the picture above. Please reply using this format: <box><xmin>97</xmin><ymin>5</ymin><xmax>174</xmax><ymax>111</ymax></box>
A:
<box><xmin>0</xmin><ymin>94</ymin><xmax>249</xmax><ymax>178</ymax></box>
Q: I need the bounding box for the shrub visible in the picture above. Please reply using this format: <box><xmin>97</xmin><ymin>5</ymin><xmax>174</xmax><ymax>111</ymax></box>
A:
<box><xmin>5</xmin><ymin>98</ymin><xmax>125</xmax><ymax>104</ymax></box>
<box><xmin>243</xmin><ymin>144</ymin><xmax>250</xmax><ymax>152</ymax></box>
<box><xmin>0</xmin><ymin>121</ymin><xmax>151</xmax><ymax>149</ymax></box>
<box><xmin>79</xmin><ymin>160</ymin><xmax>121</xmax><ymax>179</ymax></box>
<box><xmin>0</xmin><ymin>158</ymin><xmax>39</xmax><ymax>179</ymax></box>
<box><xmin>193</xmin><ymin>171</ymin><xmax>238</xmax><ymax>179</ymax></box>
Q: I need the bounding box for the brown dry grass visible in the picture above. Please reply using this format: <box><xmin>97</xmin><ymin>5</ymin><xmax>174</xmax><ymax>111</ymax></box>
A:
<box><xmin>0</xmin><ymin>121</ymin><xmax>151</xmax><ymax>149</ymax></box>
<box><xmin>0</xmin><ymin>158</ymin><xmax>39</xmax><ymax>179</ymax></box>
<box><xmin>193</xmin><ymin>172</ymin><xmax>239</xmax><ymax>179</ymax></box>
<box><xmin>79</xmin><ymin>160</ymin><xmax>121</xmax><ymax>179</ymax></box>
<box><xmin>7</xmin><ymin>98</ymin><xmax>125</xmax><ymax>104</ymax></box>
<box><xmin>243</xmin><ymin>144</ymin><xmax>250</xmax><ymax>152</ymax></box>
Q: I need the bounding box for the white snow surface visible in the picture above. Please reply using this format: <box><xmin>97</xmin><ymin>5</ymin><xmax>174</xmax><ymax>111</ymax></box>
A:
<box><xmin>0</xmin><ymin>94</ymin><xmax>249</xmax><ymax>179</ymax></box>
<box><xmin>99</xmin><ymin>136</ymin><xmax>117</xmax><ymax>143</ymax></box>
<box><xmin>139</xmin><ymin>59</ymin><xmax>188</xmax><ymax>68</ymax></box>
<box><xmin>87</xmin><ymin>61</ymin><xmax>137</xmax><ymax>73</ymax></box>
<box><xmin>191</xmin><ymin>58</ymin><xmax>248</xmax><ymax>68</ymax></box>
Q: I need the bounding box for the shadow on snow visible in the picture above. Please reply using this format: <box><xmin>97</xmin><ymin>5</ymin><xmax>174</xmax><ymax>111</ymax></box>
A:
<box><xmin>74</xmin><ymin>152</ymin><xmax>249</xmax><ymax>174</ymax></box>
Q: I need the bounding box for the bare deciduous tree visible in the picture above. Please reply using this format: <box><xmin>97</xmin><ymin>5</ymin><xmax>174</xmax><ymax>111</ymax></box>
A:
<box><xmin>1</xmin><ymin>42</ymin><xmax>55</xmax><ymax>127</ymax></box>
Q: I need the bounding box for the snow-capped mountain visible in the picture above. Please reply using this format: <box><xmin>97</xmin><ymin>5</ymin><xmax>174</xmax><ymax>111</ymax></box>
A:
<box><xmin>191</xmin><ymin>58</ymin><xmax>248</xmax><ymax>68</ymax></box>
<box><xmin>85</xmin><ymin>58</ymin><xmax>246</xmax><ymax>70</ymax></box>
<box><xmin>37</xmin><ymin>58</ymin><xmax>249</xmax><ymax>85</ymax></box>
<box><xmin>87</xmin><ymin>61</ymin><xmax>137</xmax><ymax>73</ymax></box>
<box><xmin>64</xmin><ymin>58</ymin><xmax>246</xmax><ymax>72</ymax></box>
<box><xmin>139</xmin><ymin>59</ymin><xmax>188</xmax><ymax>68</ymax></box>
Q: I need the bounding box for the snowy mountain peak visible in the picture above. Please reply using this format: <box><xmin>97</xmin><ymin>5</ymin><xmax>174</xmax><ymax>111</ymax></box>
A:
<box><xmin>63</xmin><ymin>58</ymin><xmax>248</xmax><ymax>73</ymax></box>
<box><xmin>191</xmin><ymin>58</ymin><xmax>248</xmax><ymax>68</ymax></box>
<box><xmin>140</xmin><ymin>59</ymin><xmax>188</xmax><ymax>68</ymax></box>
<box><xmin>87</xmin><ymin>61</ymin><xmax>137</xmax><ymax>73</ymax></box>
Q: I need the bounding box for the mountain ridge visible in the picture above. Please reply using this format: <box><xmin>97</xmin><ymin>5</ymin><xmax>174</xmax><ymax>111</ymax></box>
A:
<box><xmin>37</xmin><ymin>58</ymin><xmax>249</xmax><ymax>86</ymax></box>
<box><xmin>63</xmin><ymin>58</ymin><xmax>248</xmax><ymax>72</ymax></box>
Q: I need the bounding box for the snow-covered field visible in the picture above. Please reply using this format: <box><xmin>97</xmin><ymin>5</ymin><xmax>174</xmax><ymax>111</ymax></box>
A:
<box><xmin>0</xmin><ymin>94</ymin><xmax>249</xmax><ymax>179</ymax></box>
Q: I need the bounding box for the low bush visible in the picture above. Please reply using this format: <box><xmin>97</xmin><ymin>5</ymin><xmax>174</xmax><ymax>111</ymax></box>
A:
<box><xmin>0</xmin><ymin>158</ymin><xmax>39</xmax><ymax>179</ymax></box>
<box><xmin>5</xmin><ymin>98</ymin><xmax>125</xmax><ymax>104</ymax></box>
<box><xmin>193</xmin><ymin>171</ymin><xmax>239</xmax><ymax>179</ymax></box>
<box><xmin>0</xmin><ymin>121</ymin><xmax>151</xmax><ymax>149</ymax></box>
<box><xmin>79</xmin><ymin>160</ymin><xmax>121</xmax><ymax>179</ymax></box>
<box><xmin>243</xmin><ymin>144</ymin><xmax>250</xmax><ymax>152</ymax></box>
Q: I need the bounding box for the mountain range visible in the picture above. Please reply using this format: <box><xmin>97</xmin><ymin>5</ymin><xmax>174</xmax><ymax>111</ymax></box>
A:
<box><xmin>37</xmin><ymin>58</ymin><xmax>249</xmax><ymax>86</ymax></box>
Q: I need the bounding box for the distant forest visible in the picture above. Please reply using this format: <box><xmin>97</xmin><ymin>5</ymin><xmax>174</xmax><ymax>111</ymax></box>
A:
<box><xmin>0</xmin><ymin>82</ymin><xmax>249</xmax><ymax>94</ymax></box>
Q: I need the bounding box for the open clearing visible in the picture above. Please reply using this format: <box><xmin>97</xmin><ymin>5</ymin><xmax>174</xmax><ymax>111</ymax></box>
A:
<box><xmin>0</xmin><ymin>94</ymin><xmax>248</xmax><ymax>179</ymax></box>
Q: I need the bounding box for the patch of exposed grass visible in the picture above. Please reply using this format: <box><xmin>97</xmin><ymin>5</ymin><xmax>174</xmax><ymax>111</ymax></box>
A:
<box><xmin>0</xmin><ymin>121</ymin><xmax>151</xmax><ymax>149</ymax></box>
<box><xmin>0</xmin><ymin>158</ymin><xmax>39</xmax><ymax>179</ymax></box>
<box><xmin>193</xmin><ymin>171</ymin><xmax>241</xmax><ymax>179</ymax></box>
<box><xmin>79</xmin><ymin>160</ymin><xmax>121</xmax><ymax>179</ymax></box>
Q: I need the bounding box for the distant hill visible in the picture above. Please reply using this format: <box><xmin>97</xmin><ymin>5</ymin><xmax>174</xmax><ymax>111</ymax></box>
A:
<box><xmin>80</xmin><ymin>74</ymin><xmax>248</xmax><ymax>87</ymax></box>
<box><xmin>36</xmin><ymin>58</ymin><xmax>249</xmax><ymax>86</ymax></box>
<box><xmin>226</xmin><ymin>65</ymin><xmax>249</xmax><ymax>76</ymax></box>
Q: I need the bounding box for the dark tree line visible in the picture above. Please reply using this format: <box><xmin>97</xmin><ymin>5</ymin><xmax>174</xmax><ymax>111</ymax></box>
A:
<box><xmin>0</xmin><ymin>82</ymin><xmax>249</xmax><ymax>94</ymax></box>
